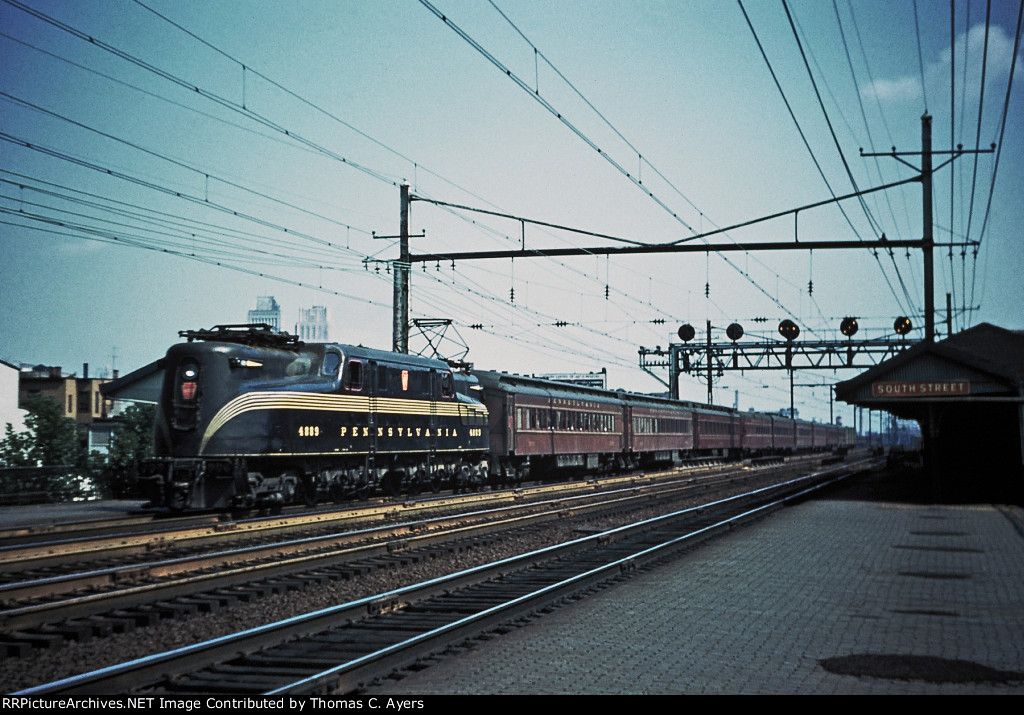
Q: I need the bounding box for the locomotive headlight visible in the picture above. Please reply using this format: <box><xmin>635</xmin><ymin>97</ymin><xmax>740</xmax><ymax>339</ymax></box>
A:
<box><xmin>179</xmin><ymin>360</ymin><xmax>199</xmax><ymax>401</ymax></box>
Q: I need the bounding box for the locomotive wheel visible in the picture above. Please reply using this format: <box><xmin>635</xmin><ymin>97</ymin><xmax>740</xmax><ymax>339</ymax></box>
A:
<box><xmin>282</xmin><ymin>479</ymin><xmax>297</xmax><ymax>505</ymax></box>
<box><xmin>299</xmin><ymin>476</ymin><xmax>318</xmax><ymax>507</ymax></box>
<box><xmin>383</xmin><ymin>471</ymin><xmax>402</xmax><ymax>497</ymax></box>
<box><xmin>408</xmin><ymin>469</ymin><xmax>425</xmax><ymax>496</ymax></box>
<box><xmin>330</xmin><ymin>479</ymin><xmax>347</xmax><ymax>504</ymax></box>
<box><xmin>459</xmin><ymin>465</ymin><xmax>476</xmax><ymax>492</ymax></box>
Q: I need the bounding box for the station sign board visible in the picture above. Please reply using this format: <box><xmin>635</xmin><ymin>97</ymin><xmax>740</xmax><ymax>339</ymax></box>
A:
<box><xmin>871</xmin><ymin>380</ymin><xmax>970</xmax><ymax>397</ymax></box>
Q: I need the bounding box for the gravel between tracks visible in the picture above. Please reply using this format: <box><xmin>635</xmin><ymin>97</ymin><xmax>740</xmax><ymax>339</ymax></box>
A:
<box><xmin>1</xmin><ymin>497</ymin><xmax>693</xmax><ymax>693</ymax></box>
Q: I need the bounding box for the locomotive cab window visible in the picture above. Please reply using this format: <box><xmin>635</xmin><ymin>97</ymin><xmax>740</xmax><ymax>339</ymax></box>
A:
<box><xmin>322</xmin><ymin>351</ymin><xmax>342</xmax><ymax>377</ymax></box>
<box><xmin>440</xmin><ymin>371</ymin><xmax>454</xmax><ymax>398</ymax></box>
<box><xmin>344</xmin><ymin>360</ymin><xmax>364</xmax><ymax>390</ymax></box>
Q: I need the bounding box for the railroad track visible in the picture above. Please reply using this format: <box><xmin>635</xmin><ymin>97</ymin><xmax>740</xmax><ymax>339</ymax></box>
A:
<box><xmin>11</xmin><ymin>456</ymin><xmax>883</xmax><ymax>695</ymax></box>
<box><xmin>0</xmin><ymin>458</ymin><xmax>797</xmax><ymax>653</ymax></box>
<box><xmin>0</xmin><ymin>459</ymin><xmax>745</xmax><ymax>570</ymax></box>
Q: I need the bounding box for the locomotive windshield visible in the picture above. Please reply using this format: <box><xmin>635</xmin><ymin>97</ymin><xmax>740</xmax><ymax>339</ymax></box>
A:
<box><xmin>322</xmin><ymin>350</ymin><xmax>341</xmax><ymax>376</ymax></box>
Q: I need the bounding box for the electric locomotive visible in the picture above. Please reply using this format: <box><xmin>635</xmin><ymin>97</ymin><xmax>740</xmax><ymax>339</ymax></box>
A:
<box><xmin>137</xmin><ymin>325</ymin><xmax>489</xmax><ymax>511</ymax></box>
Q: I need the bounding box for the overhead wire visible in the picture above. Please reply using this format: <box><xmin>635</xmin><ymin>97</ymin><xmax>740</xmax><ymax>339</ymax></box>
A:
<box><xmin>105</xmin><ymin>0</ymin><xmax>698</xmax><ymax>351</ymax></box>
<box><xmin>972</xmin><ymin>0</ymin><xmax>1023</xmax><ymax>313</ymax></box>
<box><xmin>782</xmin><ymin>0</ymin><xmax>920</xmax><ymax>322</ymax></box>
<box><xmin>0</xmin><ymin>131</ymin><xmax>372</xmax><ymax>257</ymax></box>
<box><xmin>424</xmin><ymin>0</ymin><xmax>817</xmax><ymax>333</ymax></box>
<box><xmin>913</xmin><ymin>0</ymin><xmax>931</xmax><ymax>111</ymax></box>
<box><xmin>737</xmin><ymin>0</ymin><xmax>911</xmax><ymax>320</ymax></box>
<box><xmin>4</xmin><ymin>0</ymin><xmax>670</xmax><ymax>368</ymax></box>
<box><xmin>963</xmin><ymin>1</ymin><xmax>992</xmax><ymax>329</ymax></box>
<box><xmin>0</xmin><ymin>218</ymin><xmax>393</xmax><ymax>308</ymax></box>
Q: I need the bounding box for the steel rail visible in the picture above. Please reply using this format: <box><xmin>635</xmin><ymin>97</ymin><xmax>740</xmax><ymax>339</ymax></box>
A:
<box><xmin>0</xmin><ymin>463</ymin><xmax>766</xmax><ymax>629</ymax></box>
<box><xmin>0</xmin><ymin>461</ymin><xmax>729</xmax><ymax>570</ymax></box>
<box><xmin>14</xmin><ymin>458</ymin><xmax>880</xmax><ymax>695</ymax></box>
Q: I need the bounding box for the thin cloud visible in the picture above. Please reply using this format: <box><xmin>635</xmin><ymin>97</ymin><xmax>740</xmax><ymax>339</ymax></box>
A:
<box><xmin>862</xmin><ymin>23</ymin><xmax>1022</xmax><ymax>105</ymax></box>
<box><xmin>860</xmin><ymin>75</ymin><xmax>922</xmax><ymax>102</ymax></box>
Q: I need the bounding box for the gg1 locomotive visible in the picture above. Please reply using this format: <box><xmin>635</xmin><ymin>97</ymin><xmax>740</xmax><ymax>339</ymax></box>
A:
<box><xmin>136</xmin><ymin>324</ymin><xmax>853</xmax><ymax>511</ymax></box>
<box><xmin>138</xmin><ymin>325</ymin><xmax>489</xmax><ymax>511</ymax></box>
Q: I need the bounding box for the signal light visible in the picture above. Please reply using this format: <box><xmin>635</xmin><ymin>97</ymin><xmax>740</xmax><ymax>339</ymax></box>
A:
<box><xmin>678</xmin><ymin>324</ymin><xmax>695</xmax><ymax>342</ymax></box>
<box><xmin>778</xmin><ymin>319</ymin><xmax>800</xmax><ymax>341</ymax></box>
<box><xmin>840</xmin><ymin>317</ymin><xmax>859</xmax><ymax>337</ymax></box>
<box><xmin>726</xmin><ymin>323</ymin><xmax>744</xmax><ymax>341</ymax></box>
<box><xmin>894</xmin><ymin>316</ymin><xmax>912</xmax><ymax>335</ymax></box>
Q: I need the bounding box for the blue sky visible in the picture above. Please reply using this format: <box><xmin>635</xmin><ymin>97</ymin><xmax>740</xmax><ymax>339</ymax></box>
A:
<box><xmin>1</xmin><ymin>0</ymin><xmax>1021</xmax><ymax>423</ymax></box>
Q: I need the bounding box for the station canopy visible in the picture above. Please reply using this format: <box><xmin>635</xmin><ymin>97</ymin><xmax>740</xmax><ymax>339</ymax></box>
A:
<box><xmin>834</xmin><ymin>323</ymin><xmax>1024</xmax><ymax>419</ymax></box>
<box><xmin>836</xmin><ymin>323</ymin><xmax>1023</xmax><ymax>501</ymax></box>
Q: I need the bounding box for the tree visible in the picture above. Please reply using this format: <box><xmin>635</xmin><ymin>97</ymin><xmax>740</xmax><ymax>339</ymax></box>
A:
<box><xmin>0</xmin><ymin>423</ymin><xmax>34</xmax><ymax>467</ymax></box>
<box><xmin>101</xmin><ymin>403</ymin><xmax>156</xmax><ymax>498</ymax></box>
<box><xmin>0</xmin><ymin>393</ymin><xmax>84</xmax><ymax>467</ymax></box>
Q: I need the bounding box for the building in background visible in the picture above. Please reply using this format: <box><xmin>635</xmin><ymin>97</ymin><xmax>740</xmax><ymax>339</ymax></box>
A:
<box><xmin>247</xmin><ymin>295</ymin><xmax>281</xmax><ymax>331</ymax></box>
<box><xmin>1</xmin><ymin>359</ymin><xmax>26</xmax><ymax>434</ymax></box>
<box><xmin>18</xmin><ymin>364</ymin><xmax>113</xmax><ymax>426</ymax></box>
<box><xmin>296</xmin><ymin>305</ymin><xmax>329</xmax><ymax>342</ymax></box>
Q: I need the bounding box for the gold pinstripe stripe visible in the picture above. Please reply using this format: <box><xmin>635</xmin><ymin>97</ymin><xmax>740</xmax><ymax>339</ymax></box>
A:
<box><xmin>200</xmin><ymin>391</ymin><xmax>487</xmax><ymax>453</ymax></box>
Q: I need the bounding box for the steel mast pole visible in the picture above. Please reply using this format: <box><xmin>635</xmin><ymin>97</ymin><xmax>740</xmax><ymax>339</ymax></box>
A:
<box><xmin>393</xmin><ymin>183</ymin><xmax>410</xmax><ymax>354</ymax></box>
<box><xmin>922</xmin><ymin>113</ymin><xmax>935</xmax><ymax>343</ymax></box>
<box><xmin>706</xmin><ymin>320</ymin><xmax>713</xmax><ymax>405</ymax></box>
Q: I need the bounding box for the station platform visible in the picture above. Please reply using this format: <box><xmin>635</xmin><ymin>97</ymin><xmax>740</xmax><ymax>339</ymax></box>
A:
<box><xmin>365</xmin><ymin>475</ymin><xmax>1024</xmax><ymax>695</ymax></box>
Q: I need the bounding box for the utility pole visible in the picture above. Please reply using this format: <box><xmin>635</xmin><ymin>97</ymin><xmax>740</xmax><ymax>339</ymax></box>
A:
<box><xmin>922</xmin><ymin>113</ymin><xmax>935</xmax><ymax>343</ymax></box>
<box><xmin>393</xmin><ymin>183</ymin><xmax>410</xmax><ymax>354</ymax></box>
<box><xmin>706</xmin><ymin>320</ymin><xmax>713</xmax><ymax>405</ymax></box>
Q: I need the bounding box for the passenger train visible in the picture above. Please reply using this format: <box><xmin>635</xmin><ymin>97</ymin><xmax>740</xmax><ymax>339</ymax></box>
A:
<box><xmin>136</xmin><ymin>325</ymin><xmax>854</xmax><ymax>511</ymax></box>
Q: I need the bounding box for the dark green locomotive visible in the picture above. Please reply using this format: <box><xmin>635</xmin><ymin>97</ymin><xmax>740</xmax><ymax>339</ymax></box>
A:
<box><xmin>138</xmin><ymin>325</ymin><xmax>489</xmax><ymax>510</ymax></box>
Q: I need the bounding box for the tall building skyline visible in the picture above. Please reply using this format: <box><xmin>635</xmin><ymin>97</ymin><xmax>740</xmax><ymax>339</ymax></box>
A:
<box><xmin>246</xmin><ymin>297</ymin><xmax>328</xmax><ymax>342</ymax></box>
<box><xmin>296</xmin><ymin>305</ymin><xmax>329</xmax><ymax>342</ymax></box>
<box><xmin>247</xmin><ymin>295</ymin><xmax>281</xmax><ymax>332</ymax></box>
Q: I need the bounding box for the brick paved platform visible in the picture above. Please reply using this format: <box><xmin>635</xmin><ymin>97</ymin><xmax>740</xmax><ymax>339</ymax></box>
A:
<box><xmin>364</xmin><ymin>494</ymin><xmax>1024</xmax><ymax>695</ymax></box>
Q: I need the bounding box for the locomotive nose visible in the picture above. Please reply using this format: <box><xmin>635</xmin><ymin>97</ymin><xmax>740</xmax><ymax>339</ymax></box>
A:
<box><xmin>173</xmin><ymin>358</ymin><xmax>201</xmax><ymax>430</ymax></box>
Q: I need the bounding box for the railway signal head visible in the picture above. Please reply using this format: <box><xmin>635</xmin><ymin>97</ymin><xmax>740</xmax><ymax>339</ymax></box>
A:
<box><xmin>894</xmin><ymin>316</ymin><xmax>912</xmax><ymax>336</ymax></box>
<box><xmin>678</xmin><ymin>324</ymin><xmax>695</xmax><ymax>342</ymax></box>
<box><xmin>778</xmin><ymin>319</ymin><xmax>800</xmax><ymax>341</ymax></box>
<box><xmin>840</xmin><ymin>317</ymin><xmax>859</xmax><ymax>337</ymax></box>
<box><xmin>726</xmin><ymin>323</ymin><xmax>744</xmax><ymax>341</ymax></box>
